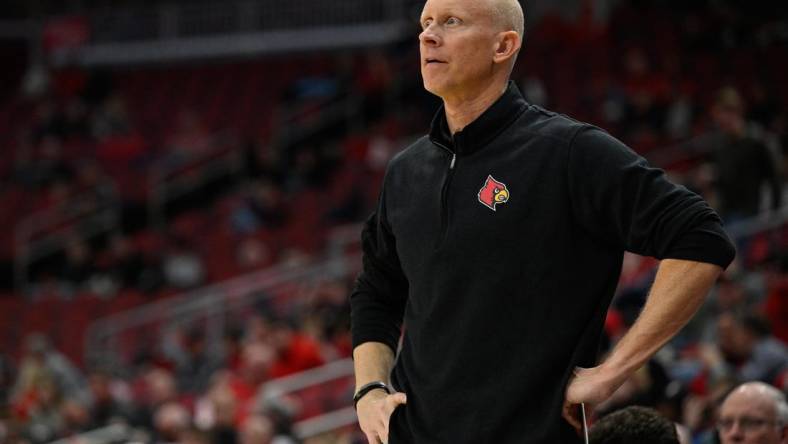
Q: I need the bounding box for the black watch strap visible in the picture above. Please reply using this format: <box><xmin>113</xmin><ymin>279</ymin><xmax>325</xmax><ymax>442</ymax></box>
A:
<box><xmin>353</xmin><ymin>381</ymin><xmax>392</xmax><ymax>409</ymax></box>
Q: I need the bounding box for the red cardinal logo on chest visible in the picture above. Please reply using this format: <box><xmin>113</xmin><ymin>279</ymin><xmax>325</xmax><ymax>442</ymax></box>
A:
<box><xmin>477</xmin><ymin>175</ymin><xmax>510</xmax><ymax>211</ymax></box>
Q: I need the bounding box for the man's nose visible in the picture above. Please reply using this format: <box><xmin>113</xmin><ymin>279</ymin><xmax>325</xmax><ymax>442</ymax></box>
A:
<box><xmin>723</xmin><ymin>423</ymin><xmax>745</xmax><ymax>443</ymax></box>
<box><xmin>419</xmin><ymin>26</ymin><xmax>440</xmax><ymax>46</ymax></box>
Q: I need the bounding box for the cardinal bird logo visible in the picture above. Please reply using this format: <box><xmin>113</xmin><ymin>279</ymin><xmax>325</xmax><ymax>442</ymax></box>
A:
<box><xmin>477</xmin><ymin>175</ymin><xmax>510</xmax><ymax>211</ymax></box>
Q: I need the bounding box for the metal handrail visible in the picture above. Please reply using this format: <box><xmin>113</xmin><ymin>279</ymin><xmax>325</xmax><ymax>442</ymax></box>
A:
<box><xmin>259</xmin><ymin>358</ymin><xmax>353</xmax><ymax>401</ymax></box>
<box><xmin>257</xmin><ymin>358</ymin><xmax>356</xmax><ymax>440</ymax></box>
<box><xmin>84</xmin><ymin>252</ymin><xmax>361</xmax><ymax>370</ymax></box>
<box><xmin>48</xmin><ymin>423</ymin><xmax>131</xmax><ymax>444</ymax></box>
<box><xmin>146</xmin><ymin>134</ymin><xmax>243</xmax><ymax>228</ymax></box>
<box><xmin>294</xmin><ymin>406</ymin><xmax>358</xmax><ymax>440</ymax></box>
<box><xmin>14</xmin><ymin>183</ymin><xmax>121</xmax><ymax>294</ymax></box>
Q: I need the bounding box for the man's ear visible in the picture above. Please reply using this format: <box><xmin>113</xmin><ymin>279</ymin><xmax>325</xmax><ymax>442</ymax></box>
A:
<box><xmin>492</xmin><ymin>31</ymin><xmax>521</xmax><ymax>65</ymax></box>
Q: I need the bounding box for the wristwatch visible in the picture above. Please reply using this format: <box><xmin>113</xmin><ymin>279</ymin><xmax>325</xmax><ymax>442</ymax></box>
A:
<box><xmin>353</xmin><ymin>381</ymin><xmax>392</xmax><ymax>409</ymax></box>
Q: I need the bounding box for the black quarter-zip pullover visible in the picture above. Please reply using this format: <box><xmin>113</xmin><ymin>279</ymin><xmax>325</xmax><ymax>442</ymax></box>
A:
<box><xmin>350</xmin><ymin>81</ymin><xmax>735</xmax><ymax>443</ymax></box>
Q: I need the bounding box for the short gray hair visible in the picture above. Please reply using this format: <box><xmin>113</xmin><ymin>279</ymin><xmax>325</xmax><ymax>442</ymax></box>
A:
<box><xmin>734</xmin><ymin>382</ymin><xmax>788</xmax><ymax>426</ymax></box>
<box><xmin>491</xmin><ymin>0</ymin><xmax>525</xmax><ymax>40</ymax></box>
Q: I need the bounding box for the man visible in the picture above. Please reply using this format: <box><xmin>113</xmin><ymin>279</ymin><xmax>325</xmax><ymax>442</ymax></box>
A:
<box><xmin>717</xmin><ymin>312</ymin><xmax>788</xmax><ymax>384</ymax></box>
<box><xmin>709</xmin><ymin>87</ymin><xmax>782</xmax><ymax>224</ymax></box>
<box><xmin>717</xmin><ymin>382</ymin><xmax>788</xmax><ymax>444</ymax></box>
<box><xmin>350</xmin><ymin>0</ymin><xmax>736</xmax><ymax>442</ymax></box>
<box><xmin>588</xmin><ymin>406</ymin><xmax>680</xmax><ymax>444</ymax></box>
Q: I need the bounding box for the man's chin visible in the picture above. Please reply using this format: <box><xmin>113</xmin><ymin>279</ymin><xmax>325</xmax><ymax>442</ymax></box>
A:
<box><xmin>422</xmin><ymin>78</ymin><xmax>448</xmax><ymax>98</ymax></box>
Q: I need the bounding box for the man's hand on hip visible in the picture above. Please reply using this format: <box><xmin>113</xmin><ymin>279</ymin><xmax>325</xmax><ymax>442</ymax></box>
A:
<box><xmin>562</xmin><ymin>365</ymin><xmax>626</xmax><ymax>432</ymax></box>
<box><xmin>357</xmin><ymin>390</ymin><xmax>407</xmax><ymax>444</ymax></box>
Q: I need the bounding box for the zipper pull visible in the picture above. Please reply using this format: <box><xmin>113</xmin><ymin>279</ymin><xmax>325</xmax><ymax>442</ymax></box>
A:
<box><xmin>450</xmin><ymin>153</ymin><xmax>456</xmax><ymax>170</ymax></box>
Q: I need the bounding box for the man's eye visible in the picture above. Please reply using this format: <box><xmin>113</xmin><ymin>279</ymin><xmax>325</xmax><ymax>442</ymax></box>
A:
<box><xmin>422</xmin><ymin>19</ymin><xmax>432</xmax><ymax>29</ymax></box>
<box><xmin>446</xmin><ymin>17</ymin><xmax>460</xmax><ymax>25</ymax></box>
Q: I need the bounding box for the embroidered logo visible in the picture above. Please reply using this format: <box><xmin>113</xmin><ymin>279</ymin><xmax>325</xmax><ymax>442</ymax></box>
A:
<box><xmin>477</xmin><ymin>175</ymin><xmax>510</xmax><ymax>211</ymax></box>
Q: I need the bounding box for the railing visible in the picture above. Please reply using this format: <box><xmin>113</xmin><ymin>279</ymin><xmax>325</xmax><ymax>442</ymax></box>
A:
<box><xmin>257</xmin><ymin>358</ymin><xmax>356</xmax><ymax>439</ymax></box>
<box><xmin>14</xmin><ymin>183</ymin><xmax>120</xmax><ymax>295</ymax></box>
<box><xmin>90</xmin><ymin>0</ymin><xmax>404</xmax><ymax>42</ymax></box>
<box><xmin>84</xmin><ymin>250</ymin><xmax>361</xmax><ymax>372</ymax></box>
<box><xmin>46</xmin><ymin>360</ymin><xmax>359</xmax><ymax>443</ymax></box>
<box><xmin>146</xmin><ymin>133</ymin><xmax>244</xmax><ymax>229</ymax></box>
<box><xmin>61</xmin><ymin>0</ymin><xmax>410</xmax><ymax>65</ymax></box>
<box><xmin>48</xmin><ymin>423</ymin><xmax>132</xmax><ymax>444</ymax></box>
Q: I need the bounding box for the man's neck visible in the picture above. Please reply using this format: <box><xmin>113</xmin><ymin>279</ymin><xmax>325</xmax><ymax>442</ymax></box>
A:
<box><xmin>443</xmin><ymin>80</ymin><xmax>509</xmax><ymax>135</ymax></box>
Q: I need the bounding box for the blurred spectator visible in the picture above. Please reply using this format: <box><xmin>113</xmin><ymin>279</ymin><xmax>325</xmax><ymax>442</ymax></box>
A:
<box><xmin>179</xmin><ymin>427</ymin><xmax>211</xmax><ymax>444</ymax></box>
<box><xmin>589</xmin><ymin>406</ymin><xmax>680</xmax><ymax>444</ymax></box>
<box><xmin>59</xmin><ymin>239</ymin><xmax>95</xmax><ymax>292</ymax></box>
<box><xmin>240</xmin><ymin>413</ymin><xmax>298</xmax><ymax>444</ymax></box>
<box><xmin>286</xmin><ymin>146</ymin><xmax>336</xmax><ymax>191</ymax></box>
<box><xmin>163</xmin><ymin>327</ymin><xmax>222</xmax><ymax>394</ymax></box>
<box><xmin>106</xmin><ymin>234</ymin><xmax>147</xmax><ymax>290</ymax></box>
<box><xmin>231</xmin><ymin>180</ymin><xmax>287</xmax><ymax>235</ymax></box>
<box><xmin>152</xmin><ymin>401</ymin><xmax>190</xmax><ymax>443</ymax></box>
<box><xmin>59</xmin><ymin>398</ymin><xmax>92</xmax><ymax>437</ymax></box>
<box><xmin>32</xmin><ymin>101</ymin><xmax>67</xmax><ymax>143</ymax></box>
<box><xmin>131</xmin><ymin>367</ymin><xmax>179</xmax><ymax>432</ymax></box>
<box><xmin>22</xmin><ymin>63</ymin><xmax>51</xmax><ymax>99</ymax></box>
<box><xmin>204</xmin><ymin>377</ymin><xmax>240</xmax><ymax>443</ymax></box>
<box><xmin>239</xmin><ymin>414</ymin><xmax>275</xmax><ymax>444</ymax></box>
<box><xmin>722</xmin><ymin>312</ymin><xmax>788</xmax><ymax>384</ymax></box>
<box><xmin>12</xmin><ymin>334</ymin><xmax>88</xmax><ymax>408</ymax></box>
<box><xmin>86</xmin><ymin>369</ymin><xmax>132</xmax><ymax>428</ymax></box>
<box><xmin>20</xmin><ymin>378</ymin><xmax>63</xmax><ymax>443</ymax></box>
<box><xmin>236</xmin><ymin>235</ymin><xmax>274</xmax><ymax>272</ymax></box>
<box><xmin>162</xmin><ymin>238</ymin><xmax>205</xmax><ymax>289</ymax></box>
<box><xmin>164</xmin><ymin>110</ymin><xmax>213</xmax><ymax>167</ymax></box>
<box><xmin>243</xmin><ymin>140</ymin><xmax>286</xmax><ymax>186</ymax></box>
<box><xmin>229</xmin><ymin>342</ymin><xmax>276</xmax><ymax>418</ymax></box>
<box><xmin>716</xmin><ymin>382</ymin><xmax>788</xmax><ymax>444</ymax></box>
<box><xmin>72</xmin><ymin>159</ymin><xmax>114</xmax><ymax>204</ymax></box>
<box><xmin>708</xmin><ymin>87</ymin><xmax>782</xmax><ymax>223</ymax></box>
<box><xmin>9</xmin><ymin>335</ymin><xmax>89</xmax><ymax>443</ymax></box>
<box><xmin>302</xmin><ymin>279</ymin><xmax>352</xmax><ymax>360</ymax></box>
<box><xmin>0</xmin><ymin>353</ymin><xmax>16</xmax><ymax>408</ymax></box>
<box><xmin>91</xmin><ymin>93</ymin><xmax>131</xmax><ymax>140</ymax></box>
<box><xmin>61</xmin><ymin>98</ymin><xmax>90</xmax><ymax>140</ymax></box>
<box><xmin>267</xmin><ymin>319</ymin><xmax>325</xmax><ymax>379</ymax></box>
<box><xmin>31</xmin><ymin>136</ymin><xmax>74</xmax><ymax>191</ymax></box>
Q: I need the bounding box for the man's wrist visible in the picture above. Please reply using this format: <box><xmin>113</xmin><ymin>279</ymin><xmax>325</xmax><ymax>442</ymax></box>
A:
<box><xmin>594</xmin><ymin>357</ymin><xmax>627</xmax><ymax>380</ymax></box>
<box><xmin>353</xmin><ymin>381</ymin><xmax>392</xmax><ymax>409</ymax></box>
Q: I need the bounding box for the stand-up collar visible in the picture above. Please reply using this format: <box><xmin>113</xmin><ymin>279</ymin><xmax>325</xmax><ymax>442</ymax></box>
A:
<box><xmin>429</xmin><ymin>80</ymin><xmax>529</xmax><ymax>155</ymax></box>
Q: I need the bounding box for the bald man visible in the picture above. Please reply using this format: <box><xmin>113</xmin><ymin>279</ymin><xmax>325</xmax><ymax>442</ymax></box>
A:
<box><xmin>718</xmin><ymin>382</ymin><xmax>788</xmax><ymax>444</ymax></box>
<box><xmin>350</xmin><ymin>0</ymin><xmax>736</xmax><ymax>442</ymax></box>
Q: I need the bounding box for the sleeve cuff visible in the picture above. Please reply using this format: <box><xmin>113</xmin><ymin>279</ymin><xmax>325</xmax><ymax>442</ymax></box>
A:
<box><xmin>661</xmin><ymin>222</ymin><xmax>737</xmax><ymax>269</ymax></box>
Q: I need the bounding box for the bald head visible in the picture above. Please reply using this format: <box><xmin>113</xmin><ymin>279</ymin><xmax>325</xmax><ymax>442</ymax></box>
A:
<box><xmin>726</xmin><ymin>382</ymin><xmax>788</xmax><ymax>425</ymax></box>
<box><xmin>419</xmin><ymin>0</ymin><xmax>525</xmax><ymax>104</ymax></box>
<box><xmin>719</xmin><ymin>382</ymin><xmax>788</xmax><ymax>444</ymax></box>
<box><xmin>490</xmin><ymin>0</ymin><xmax>524</xmax><ymax>40</ymax></box>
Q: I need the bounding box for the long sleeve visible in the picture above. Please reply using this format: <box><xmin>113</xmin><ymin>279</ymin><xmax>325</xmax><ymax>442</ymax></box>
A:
<box><xmin>349</xmin><ymin>188</ymin><xmax>409</xmax><ymax>355</ymax></box>
<box><xmin>567</xmin><ymin>126</ymin><xmax>736</xmax><ymax>269</ymax></box>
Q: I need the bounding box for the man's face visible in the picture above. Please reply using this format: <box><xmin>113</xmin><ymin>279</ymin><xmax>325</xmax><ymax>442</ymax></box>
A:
<box><xmin>419</xmin><ymin>0</ymin><xmax>501</xmax><ymax>98</ymax></box>
<box><xmin>718</xmin><ymin>390</ymin><xmax>786</xmax><ymax>444</ymax></box>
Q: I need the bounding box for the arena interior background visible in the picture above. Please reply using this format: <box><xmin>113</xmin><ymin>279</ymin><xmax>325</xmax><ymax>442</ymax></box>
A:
<box><xmin>0</xmin><ymin>0</ymin><xmax>786</xmax><ymax>443</ymax></box>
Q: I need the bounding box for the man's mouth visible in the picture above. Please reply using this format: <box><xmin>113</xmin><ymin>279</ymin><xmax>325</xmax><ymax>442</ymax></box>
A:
<box><xmin>425</xmin><ymin>58</ymin><xmax>447</xmax><ymax>65</ymax></box>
